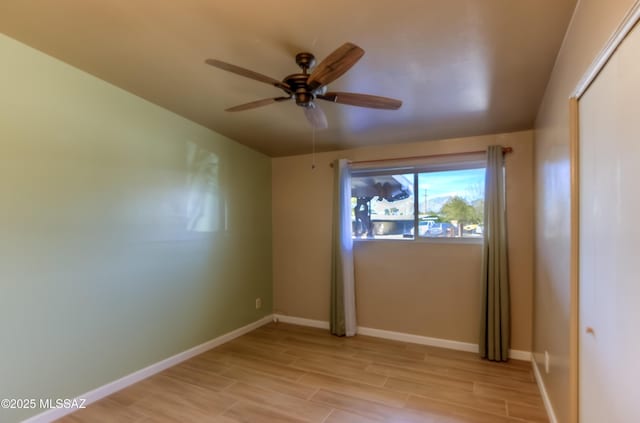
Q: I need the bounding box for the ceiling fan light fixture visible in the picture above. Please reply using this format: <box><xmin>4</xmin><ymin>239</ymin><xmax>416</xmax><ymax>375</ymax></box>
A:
<box><xmin>294</xmin><ymin>92</ymin><xmax>314</xmax><ymax>107</ymax></box>
<box><xmin>303</xmin><ymin>102</ymin><xmax>328</xmax><ymax>130</ymax></box>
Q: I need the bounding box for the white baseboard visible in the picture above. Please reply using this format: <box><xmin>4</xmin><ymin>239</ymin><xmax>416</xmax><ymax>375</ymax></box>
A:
<box><xmin>273</xmin><ymin>314</ymin><xmax>531</xmax><ymax>361</ymax></box>
<box><xmin>274</xmin><ymin>314</ymin><xmax>330</xmax><ymax>329</ymax></box>
<box><xmin>506</xmin><ymin>349</ymin><xmax>533</xmax><ymax>361</ymax></box>
<box><xmin>532</xmin><ymin>358</ymin><xmax>558</xmax><ymax>423</ymax></box>
<box><xmin>23</xmin><ymin>315</ymin><xmax>273</xmax><ymax>423</ymax></box>
<box><xmin>357</xmin><ymin>325</ymin><xmax>478</xmax><ymax>352</ymax></box>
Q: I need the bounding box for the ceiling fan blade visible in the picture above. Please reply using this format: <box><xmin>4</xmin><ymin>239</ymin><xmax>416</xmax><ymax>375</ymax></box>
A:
<box><xmin>318</xmin><ymin>92</ymin><xmax>402</xmax><ymax>110</ymax></box>
<box><xmin>307</xmin><ymin>43</ymin><xmax>364</xmax><ymax>89</ymax></box>
<box><xmin>225</xmin><ymin>96</ymin><xmax>291</xmax><ymax>112</ymax></box>
<box><xmin>303</xmin><ymin>103</ymin><xmax>328</xmax><ymax>130</ymax></box>
<box><xmin>205</xmin><ymin>59</ymin><xmax>290</xmax><ymax>92</ymax></box>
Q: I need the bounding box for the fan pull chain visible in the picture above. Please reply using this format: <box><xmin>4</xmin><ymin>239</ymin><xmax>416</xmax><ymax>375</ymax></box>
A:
<box><xmin>311</xmin><ymin>127</ymin><xmax>316</xmax><ymax>170</ymax></box>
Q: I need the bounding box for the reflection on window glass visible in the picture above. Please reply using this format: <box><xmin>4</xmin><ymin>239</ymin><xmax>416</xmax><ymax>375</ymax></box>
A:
<box><xmin>351</xmin><ymin>174</ymin><xmax>414</xmax><ymax>240</ymax></box>
<box><xmin>417</xmin><ymin>168</ymin><xmax>485</xmax><ymax>238</ymax></box>
<box><xmin>350</xmin><ymin>167</ymin><xmax>485</xmax><ymax>240</ymax></box>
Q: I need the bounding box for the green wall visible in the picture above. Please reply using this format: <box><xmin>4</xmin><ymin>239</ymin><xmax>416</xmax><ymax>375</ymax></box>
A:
<box><xmin>0</xmin><ymin>34</ymin><xmax>272</xmax><ymax>422</ymax></box>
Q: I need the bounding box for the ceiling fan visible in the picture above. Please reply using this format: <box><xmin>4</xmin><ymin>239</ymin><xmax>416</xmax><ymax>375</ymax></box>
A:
<box><xmin>205</xmin><ymin>43</ymin><xmax>402</xmax><ymax>130</ymax></box>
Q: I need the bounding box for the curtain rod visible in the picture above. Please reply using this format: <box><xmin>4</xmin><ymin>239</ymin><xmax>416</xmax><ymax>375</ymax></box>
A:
<box><xmin>330</xmin><ymin>146</ymin><xmax>512</xmax><ymax>167</ymax></box>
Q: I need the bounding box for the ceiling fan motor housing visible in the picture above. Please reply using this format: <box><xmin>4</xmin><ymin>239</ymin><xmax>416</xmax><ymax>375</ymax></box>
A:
<box><xmin>284</xmin><ymin>73</ymin><xmax>314</xmax><ymax>107</ymax></box>
<box><xmin>283</xmin><ymin>52</ymin><xmax>318</xmax><ymax>107</ymax></box>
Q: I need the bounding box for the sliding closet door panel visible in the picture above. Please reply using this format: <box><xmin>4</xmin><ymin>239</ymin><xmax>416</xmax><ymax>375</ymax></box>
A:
<box><xmin>578</xmin><ymin>22</ymin><xmax>640</xmax><ymax>423</ymax></box>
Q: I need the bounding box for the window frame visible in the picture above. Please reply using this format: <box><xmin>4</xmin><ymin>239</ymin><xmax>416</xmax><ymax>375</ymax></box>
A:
<box><xmin>350</xmin><ymin>156</ymin><xmax>486</xmax><ymax>244</ymax></box>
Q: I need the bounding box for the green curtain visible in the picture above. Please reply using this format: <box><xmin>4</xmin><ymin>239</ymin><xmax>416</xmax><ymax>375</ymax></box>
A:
<box><xmin>330</xmin><ymin>159</ymin><xmax>357</xmax><ymax>337</ymax></box>
<box><xmin>479</xmin><ymin>146</ymin><xmax>510</xmax><ymax>361</ymax></box>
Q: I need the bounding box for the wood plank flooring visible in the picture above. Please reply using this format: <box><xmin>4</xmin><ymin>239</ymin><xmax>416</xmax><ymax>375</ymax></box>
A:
<box><xmin>57</xmin><ymin>323</ymin><xmax>548</xmax><ymax>423</ymax></box>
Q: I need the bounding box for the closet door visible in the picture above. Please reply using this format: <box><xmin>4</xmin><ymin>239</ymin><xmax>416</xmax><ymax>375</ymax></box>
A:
<box><xmin>578</xmin><ymin>22</ymin><xmax>640</xmax><ymax>423</ymax></box>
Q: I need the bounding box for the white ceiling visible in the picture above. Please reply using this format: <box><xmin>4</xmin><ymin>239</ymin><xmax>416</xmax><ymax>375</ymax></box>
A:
<box><xmin>0</xmin><ymin>0</ymin><xmax>576</xmax><ymax>156</ymax></box>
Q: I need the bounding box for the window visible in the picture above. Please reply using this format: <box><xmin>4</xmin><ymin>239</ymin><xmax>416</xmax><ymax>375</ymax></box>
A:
<box><xmin>351</xmin><ymin>161</ymin><xmax>485</xmax><ymax>240</ymax></box>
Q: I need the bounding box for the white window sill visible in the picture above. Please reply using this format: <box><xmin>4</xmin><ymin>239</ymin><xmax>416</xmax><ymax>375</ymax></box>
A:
<box><xmin>353</xmin><ymin>237</ymin><xmax>483</xmax><ymax>245</ymax></box>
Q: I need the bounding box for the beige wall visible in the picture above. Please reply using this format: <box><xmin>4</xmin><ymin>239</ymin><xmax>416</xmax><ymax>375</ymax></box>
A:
<box><xmin>0</xmin><ymin>34</ymin><xmax>272</xmax><ymax>423</ymax></box>
<box><xmin>532</xmin><ymin>1</ymin><xmax>636</xmax><ymax>422</ymax></box>
<box><xmin>273</xmin><ymin>130</ymin><xmax>533</xmax><ymax>351</ymax></box>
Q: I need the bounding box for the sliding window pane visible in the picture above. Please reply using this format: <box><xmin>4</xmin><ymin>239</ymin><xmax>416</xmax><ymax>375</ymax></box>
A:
<box><xmin>351</xmin><ymin>173</ymin><xmax>414</xmax><ymax>239</ymax></box>
<box><xmin>417</xmin><ymin>168</ymin><xmax>485</xmax><ymax>238</ymax></box>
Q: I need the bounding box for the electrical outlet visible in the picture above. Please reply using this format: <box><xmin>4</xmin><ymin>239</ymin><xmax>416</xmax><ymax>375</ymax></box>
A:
<box><xmin>544</xmin><ymin>350</ymin><xmax>550</xmax><ymax>374</ymax></box>
<box><xmin>255</xmin><ymin>297</ymin><xmax>262</xmax><ymax>309</ymax></box>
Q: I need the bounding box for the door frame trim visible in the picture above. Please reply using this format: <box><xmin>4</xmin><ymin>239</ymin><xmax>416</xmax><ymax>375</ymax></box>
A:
<box><xmin>568</xmin><ymin>97</ymin><xmax>579</xmax><ymax>423</ymax></box>
<box><xmin>572</xmin><ymin>1</ymin><xmax>640</xmax><ymax>98</ymax></box>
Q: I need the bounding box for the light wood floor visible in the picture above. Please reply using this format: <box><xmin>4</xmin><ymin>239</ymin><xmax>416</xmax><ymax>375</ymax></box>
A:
<box><xmin>57</xmin><ymin>323</ymin><xmax>548</xmax><ymax>423</ymax></box>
